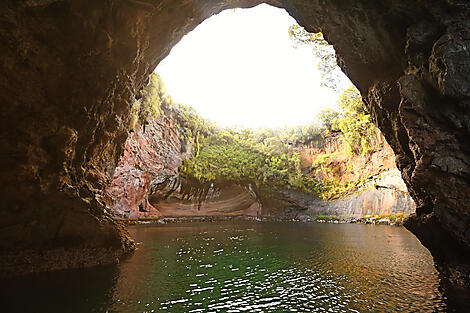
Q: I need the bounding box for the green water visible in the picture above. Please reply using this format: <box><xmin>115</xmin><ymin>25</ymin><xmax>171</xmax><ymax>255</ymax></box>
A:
<box><xmin>2</xmin><ymin>222</ymin><xmax>469</xmax><ymax>312</ymax></box>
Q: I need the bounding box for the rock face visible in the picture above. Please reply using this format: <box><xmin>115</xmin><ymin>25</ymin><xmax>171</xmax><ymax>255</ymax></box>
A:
<box><xmin>1</xmin><ymin>0</ymin><xmax>469</xmax><ymax>286</ymax></box>
<box><xmin>279</xmin><ymin>169</ymin><xmax>415</xmax><ymax>220</ymax></box>
<box><xmin>282</xmin><ymin>133</ymin><xmax>416</xmax><ymax>219</ymax></box>
<box><xmin>295</xmin><ymin>131</ymin><xmax>396</xmax><ymax>185</ymax></box>
<box><xmin>150</xmin><ymin>180</ymin><xmax>261</xmax><ymax>218</ymax></box>
<box><xmin>106</xmin><ymin>108</ymin><xmax>193</xmax><ymax>219</ymax></box>
<box><xmin>106</xmin><ymin>97</ymin><xmax>261</xmax><ymax>219</ymax></box>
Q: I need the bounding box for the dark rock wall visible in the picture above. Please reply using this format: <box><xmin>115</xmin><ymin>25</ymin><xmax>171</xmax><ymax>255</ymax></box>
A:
<box><xmin>0</xmin><ymin>0</ymin><xmax>140</xmax><ymax>276</ymax></box>
<box><xmin>1</xmin><ymin>0</ymin><xmax>469</xmax><ymax>285</ymax></box>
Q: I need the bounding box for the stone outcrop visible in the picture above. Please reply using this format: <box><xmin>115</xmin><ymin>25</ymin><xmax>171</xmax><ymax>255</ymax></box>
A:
<box><xmin>149</xmin><ymin>179</ymin><xmax>261</xmax><ymax>218</ymax></box>
<box><xmin>279</xmin><ymin>169</ymin><xmax>415</xmax><ymax>219</ymax></box>
<box><xmin>106</xmin><ymin>106</ymin><xmax>193</xmax><ymax>219</ymax></box>
<box><xmin>1</xmin><ymin>0</ymin><xmax>469</xmax><ymax>286</ymax></box>
<box><xmin>285</xmin><ymin>133</ymin><xmax>416</xmax><ymax>218</ymax></box>
<box><xmin>295</xmin><ymin>131</ymin><xmax>396</xmax><ymax>185</ymax></box>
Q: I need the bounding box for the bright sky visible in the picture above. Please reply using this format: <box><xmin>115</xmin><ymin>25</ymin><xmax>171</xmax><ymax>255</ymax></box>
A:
<box><xmin>156</xmin><ymin>4</ymin><xmax>350</xmax><ymax>129</ymax></box>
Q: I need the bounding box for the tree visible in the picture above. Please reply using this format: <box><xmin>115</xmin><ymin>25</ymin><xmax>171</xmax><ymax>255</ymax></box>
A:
<box><xmin>317</xmin><ymin>109</ymin><xmax>340</xmax><ymax>134</ymax></box>
<box><xmin>288</xmin><ymin>25</ymin><xmax>345</xmax><ymax>91</ymax></box>
<box><xmin>333</xmin><ymin>86</ymin><xmax>376</xmax><ymax>154</ymax></box>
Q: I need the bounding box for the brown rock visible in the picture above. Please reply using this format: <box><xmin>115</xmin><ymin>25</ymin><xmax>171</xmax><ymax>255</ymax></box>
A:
<box><xmin>106</xmin><ymin>107</ymin><xmax>193</xmax><ymax>219</ymax></box>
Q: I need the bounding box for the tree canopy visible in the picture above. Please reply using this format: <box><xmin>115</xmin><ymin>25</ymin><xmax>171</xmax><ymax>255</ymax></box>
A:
<box><xmin>318</xmin><ymin>86</ymin><xmax>376</xmax><ymax>154</ymax></box>
<box><xmin>288</xmin><ymin>24</ymin><xmax>345</xmax><ymax>91</ymax></box>
<box><xmin>136</xmin><ymin>73</ymin><xmax>379</xmax><ymax>200</ymax></box>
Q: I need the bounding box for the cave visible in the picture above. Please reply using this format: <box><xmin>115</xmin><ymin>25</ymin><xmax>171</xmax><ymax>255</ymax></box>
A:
<box><xmin>0</xmin><ymin>0</ymin><xmax>469</xmax><ymax>289</ymax></box>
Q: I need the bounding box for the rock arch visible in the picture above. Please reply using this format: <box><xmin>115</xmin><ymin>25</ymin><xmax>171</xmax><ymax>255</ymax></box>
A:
<box><xmin>0</xmin><ymin>0</ymin><xmax>469</xmax><ymax>286</ymax></box>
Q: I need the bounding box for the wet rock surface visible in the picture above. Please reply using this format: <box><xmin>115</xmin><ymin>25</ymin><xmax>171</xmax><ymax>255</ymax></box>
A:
<box><xmin>0</xmin><ymin>0</ymin><xmax>469</xmax><ymax>286</ymax></box>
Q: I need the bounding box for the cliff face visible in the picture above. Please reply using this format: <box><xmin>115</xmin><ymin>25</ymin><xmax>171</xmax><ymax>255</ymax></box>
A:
<box><xmin>296</xmin><ymin>131</ymin><xmax>396</xmax><ymax>184</ymax></box>
<box><xmin>284</xmin><ymin>133</ymin><xmax>416</xmax><ymax>218</ymax></box>
<box><xmin>149</xmin><ymin>179</ymin><xmax>261</xmax><ymax>218</ymax></box>
<box><xmin>107</xmin><ymin>124</ymin><xmax>262</xmax><ymax>219</ymax></box>
<box><xmin>277</xmin><ymin>169</ymin><xmax>415</xmax><ymax>220</ymax></box>
<box><xmin>108</xmin><ymin>109</ymin><xmax>414</xmax><ymax>221</ymax></box>
<box><xmin>106</xmin><ymin>108</ymin><xmax>193</xmax><ymax>219</ymax></box>
<box><xmin>1</xmin><ymin>0</ymin><xmax>469</xmax><ymax>286</ymax></box>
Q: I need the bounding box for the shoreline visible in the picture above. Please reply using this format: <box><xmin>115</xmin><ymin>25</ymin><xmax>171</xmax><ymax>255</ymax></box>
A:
<box><xmin>120</xmin><ymin>214</ymin><xmax>408</xmax><ymax>227</ymax></box>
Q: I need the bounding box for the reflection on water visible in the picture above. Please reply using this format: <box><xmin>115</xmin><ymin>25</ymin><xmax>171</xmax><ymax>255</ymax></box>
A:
<box><xmin>1</xmin><ymin>222</ymin><xmax>469</xmax><ymax>312</ymax></box>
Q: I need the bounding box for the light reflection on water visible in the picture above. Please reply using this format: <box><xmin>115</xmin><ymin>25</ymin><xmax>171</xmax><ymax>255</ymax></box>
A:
<box><xmin>2</xmin><ymin>222</ymin><xmax>469</xmax><ymax>312</ymax></box>
<box><xmin>111</xmin><ymin>222</ymin><xmax>451</xmax><ymax>312</ymax></box>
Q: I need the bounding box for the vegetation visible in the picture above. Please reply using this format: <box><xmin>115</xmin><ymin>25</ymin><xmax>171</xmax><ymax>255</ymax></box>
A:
<box><xmin>180</xmin><ymin>127</ymin><xmax>320</xmax><ymax>194</ymax></box>
<box><xmin>288</xmin><ymin>24</ymin><xmax>344</xmax><ymax>91</ymax></box>
<box><xmin>330</xmin><ymin>86</ymin><xmax>376</xmax><ymax>154</ymax></box>
<box><xmin>315</xmin><ymin>215</ymin><xmax>339</xmax><ymax>222</ymax></box>
<box><xmin>136</xmin><ymin>73</ymin><xmax>380</xmax><ymax>201</ymax></box>
<box><xmin>131</xmin><ymin>73</ymin><xmax>168</xmax><ymax>130</ymax></box>
<box><xmin>289</xmin><ymin>24</ymin><xmax>377</xmax><ymax>155</ymax></box>
<box><xmin>317</xmin><ymin>86</ymin><xmax>377</xmax><ymax>155</ymax></box>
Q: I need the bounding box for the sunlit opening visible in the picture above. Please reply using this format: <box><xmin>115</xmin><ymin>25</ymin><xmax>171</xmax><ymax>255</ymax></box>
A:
<box><xmin>156</xmin><ymin>4</ymin><xmax>351</xmax><ymax>128</ymax></box>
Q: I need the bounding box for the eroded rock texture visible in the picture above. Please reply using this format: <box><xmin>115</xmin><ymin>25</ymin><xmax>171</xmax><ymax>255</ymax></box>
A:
<box><xmin>281</xmin><ymin>169</ymin><xmax>416</xmax><ymax>220</ymax></box>
<box><xmin>0</xmin><ymin>0</ymin><xmax>469</xmax><ymax>286</ymax></box>
<box><xmin>285</xmin><ymin>133</ymin><xmax>416</xmax><ymax>219</ymax></box>
<box><xmin>106</xmin><ymin>108</ymin><xmax>193</xmax><ymax>219</ymax></box>
<box><xmin>295</xmin><ymin>131</ymin><xmax>397</xmax><ymax>184</ymax></box>
<box><xmin>150</xmin><ymin>180</ymin><xmax>262</xmax><ymax>218</ymax></box>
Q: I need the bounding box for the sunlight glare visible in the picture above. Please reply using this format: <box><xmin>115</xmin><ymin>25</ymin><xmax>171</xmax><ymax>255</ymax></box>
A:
<box><xmin>156</xmin><ymin>4</ymin><xmax>350</xmax><ymax>128</ymax></box>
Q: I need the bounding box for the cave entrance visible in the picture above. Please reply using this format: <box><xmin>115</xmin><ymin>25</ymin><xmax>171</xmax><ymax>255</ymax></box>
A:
<box><xmin>156</xmin><ymin>4</ymin><xmax>351</xmax><ymax>129</ymax></box>
<box><xmin>111</xmin><ymin>4</ymin><xmax>414</xmax><ymax>224</ymax></box>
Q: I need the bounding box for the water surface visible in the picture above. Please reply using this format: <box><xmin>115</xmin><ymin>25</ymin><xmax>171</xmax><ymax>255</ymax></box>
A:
<box><xmin>2</xmin><ymin>222</ymin><xmax>469</xmax><ymax>312</ymax></box>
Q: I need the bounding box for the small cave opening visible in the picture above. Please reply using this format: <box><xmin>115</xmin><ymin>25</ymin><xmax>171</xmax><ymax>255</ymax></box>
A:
<box><xmin>138</xmin><ymin>202</ymin><xmax>148</xmax><ymax>212</ymax></box>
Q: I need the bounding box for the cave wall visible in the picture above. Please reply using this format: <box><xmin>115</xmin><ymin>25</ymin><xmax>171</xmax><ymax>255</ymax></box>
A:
<box><xmin>1</xmin><ymin>0</ymin><xmax>469</xmax><ymax>285</ymax></box>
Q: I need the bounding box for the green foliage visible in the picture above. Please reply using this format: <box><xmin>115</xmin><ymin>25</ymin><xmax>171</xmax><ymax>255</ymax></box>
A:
<box><xmin>316</xmin><ymin>180</ymin><xmax>353</xmax><ymax>200</ymax></box>
<box><xmin>311</xmin><ymin>152</ymin><xmax>338</xmax><ymax>168</ymax></box>
<box><xmin>289</xmin><ymin>25</ymin><xmax>377</xmax><ymax>154</ymax></box>
<box><xmin>130</xmin><ymin>73</ymin><xmax>215</xmax><ymax>153</ymax></box>
<box><xmin>176</xmin><ymin>87</ymin><xmax>377</xmax><ymax>199</ymax></box>
<box><xmin>288</xmin><ymin>25</ymin><xmax>343</xmax><ymax>91</ymax></box>
<box><xmin>315</xmin><ymin>86</ymin><xmax>377</xmax><ymax>155</ymax></box>
<box><xmin>173</xmin><ymin>103</ymin><xmax>214</xmax><ymax>138</ymax></box>
<box><xmin>316</xmin><ymin>215</ymin><xmax>339</xmax><ymax>222</ymax></box>
<box><xmin>134</xmin><ymin>72</ymin><xmax>379</xmax><ymax>201</ymax></box>
<box><xmin>317</xmin><ymin>109</ymin><xmax>340</xmax><ymax>134</ymax></box>
<box><xmin>130</xmin><ymin>73</ymin><xmax>168</xmax><ymax>129</ymax></box>
<box><xmin>181</xmin><ymin>127</ymin><xmax>319</xmax><ymax>193</ymax></box>
<box><xmin>333</xmin><ymin>86</ymin><xmax>376</xmax><ymax>155</ymax></box>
